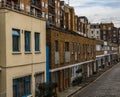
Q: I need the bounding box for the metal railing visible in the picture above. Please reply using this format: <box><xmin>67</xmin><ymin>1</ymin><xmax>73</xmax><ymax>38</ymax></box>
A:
<box><xmin>0</xmin><ymin>0</ymin><xmax>20</xmax><ymax>10</ymax></box>
<box><xmin>0</xmin><ymin>0</ymin><xmax>42</xmax><ymax>18</ymax></box>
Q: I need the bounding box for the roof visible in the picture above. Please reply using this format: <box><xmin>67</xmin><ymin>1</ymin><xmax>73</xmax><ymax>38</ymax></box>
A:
<box><xmin>47</xmin><ymin>25</ymin><xmax>95</xmax><ymax>40</ymax></box>
<box><xmin>100</xmin><ymin>22</ymin><xmax>114</xmax><ymax>26</ymax></box>
<box><xmin>90</xmin><ymin>23</ymin><xmax>100</xmax><ymax>26</ymax></box>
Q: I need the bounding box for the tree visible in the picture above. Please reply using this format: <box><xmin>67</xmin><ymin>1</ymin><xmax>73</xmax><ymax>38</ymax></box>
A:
<box><xmin>36</xmin><ymin>82</ymin><xmax>57</xmax><ymax>97</ymax></box>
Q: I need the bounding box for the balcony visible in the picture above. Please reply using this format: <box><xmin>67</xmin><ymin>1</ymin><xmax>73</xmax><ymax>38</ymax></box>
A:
<box><xmin>0</xmin><ymin>0</ymin><xmax>43</xmax><ymax>19</ymax></box>
<box><xmin>48</xmin><ymin>7</ymin><xmax>55</xmax><ymax>15</ymax></box>
<box><xmin>31</xmin><ymin>5</ymin><xmax>42</xmax><ymax>11</ymax></box>
<box><xmin>31</xmin><ymin>7</ymin><xmax>42</xmax><ymax>18</ymax></box>
<box><xmin>48</xmin><ymin>1</ymin><xmax>55</xmax><ymax>8</ymax></box>
<box><xmin>55</xmin><ymin>52</ymin><xmax>59</xmax><ymax>64</ymax></box>
<box><xmin>65</xmin><ymin>52</ymin><xmax>70</xmax><ymax>63</ymax></box>
<box><xmin>0</xmin><ymin>0</ymin><xmax>20</xmax><ymax>10</ymax></box>
<box><xmin>31</xmin><ymin>0</ymin><xmax>42</xmax><ymax>14</ymax></box>
<box><xmin>31</xmin><ymin>0</ymin><xmax>42</xmax><ymax>8</ymax></box>
<box><xmin>48</xmin><ymin>14</ymin><xmax>55</xmax><ymax>25</ymax></box>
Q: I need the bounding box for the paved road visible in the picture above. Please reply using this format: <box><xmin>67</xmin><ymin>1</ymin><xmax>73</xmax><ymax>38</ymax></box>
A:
<box><xmin>73</xmin><ymin>63</ymin><xmax>120</xmax><ymax>97</ymax></box>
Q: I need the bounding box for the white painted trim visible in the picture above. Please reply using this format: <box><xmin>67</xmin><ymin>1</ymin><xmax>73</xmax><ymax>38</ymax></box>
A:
<box><xmin>104</xmin><ymin>54</ymin><xmax>110</xmax><ymax>56</ymax></box>
<box><xmin>111</xmin><ymin>52</ymin><xmax>118</xmax><ymax>55</ymax></box>
<box><xmin>96</xmin><ymin>54</ymin><xmax>110</xmax><ymax>58</ymax></box>
<box><xmin>96</xmin><ymin>53</ymin><xmax>118</xmax><ymax>60</ymax></box>
<box><xmin>96</xmin><ymin>54</ymin><xmax>105</xmax><ymax>58</ymax></box>
<box><xmin>50</xmin><ymin>60</ymin><xmax>94</xmax><ymax>72</ymax></box>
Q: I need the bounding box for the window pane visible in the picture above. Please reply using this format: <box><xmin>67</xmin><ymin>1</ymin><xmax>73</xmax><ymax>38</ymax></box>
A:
<box><xmin>24</xmin><ymin>76</ymin><xmax>31</xmax><ymax>95</ymax></box>
<box><xmin>52</xmin><ymin>72</ymin><xmax>58</xmax><ymax>83</ymax></box>
<box><xmin>72</xmin><ymin>43</ymin><xmax>74</xmax><ymax>52</ymax></box>
<box><xmin>12</xmin><ymin>30</ymin><xmax>20</xmax><ymax>36</ymax></box>
<box><xmin>13</xmin><ymin>76</ymin><xmax>31</xmax><ymax>97</ymax></box>
<box><xmin>25</xmin><ymin>31</ymin><xmax>31</xmax><ymax>52</ymax></box>
<box><xmin>65</xmin><ymin>42</ymin><xmax>69</xmax><ymax>51</ymax></box>
<box><xmin>54</xmin><ymin>40</ymin><xmax>58</xmax><ymax>51</ymax></box>
<box><xmin>35</xmin><ymin>33</ymin><xmax>40</xmax><ymax>51</ymax></box>
<box><xmin>13</xmin><ymin>86</ymin><xmax>17</xmax><ymax>97</ymax></box>
<box><xmin>12</xmin><ymin>29</ymin><xmax>20</xmax><ymax>52</ymax></box>
<box><xmin>18</xmin><ymin>78</ymin><xmax>24</xmax><ymax>97</ymax></box>
<box><xmin>35</xmin><ymin>73</ymin><xmax>44</xmax><ymax>94</ymax></box>
<box><xmin>13</xmin><ymin>79</ymin><xmax>17</xmax><ymax>97</ymax></box>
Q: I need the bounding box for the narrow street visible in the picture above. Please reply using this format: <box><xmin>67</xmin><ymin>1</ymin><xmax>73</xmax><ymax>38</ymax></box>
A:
<box><xmin>73</xmin><ymin>63</ymin><xmax>120</xmax><ymax>97</ymax></box>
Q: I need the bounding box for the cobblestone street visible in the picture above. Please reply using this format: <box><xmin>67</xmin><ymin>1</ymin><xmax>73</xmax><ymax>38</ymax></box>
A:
<box><xmin>73</xmin><ymin>63</ymin><xmax>120</xmax><ymax>97</ymax></box>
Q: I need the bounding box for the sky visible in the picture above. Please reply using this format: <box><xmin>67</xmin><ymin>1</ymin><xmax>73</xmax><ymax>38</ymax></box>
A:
<box><xmin>64</xmin><ymin>0</ymin><xmax>120</xmax><ymax>27</ymax></box>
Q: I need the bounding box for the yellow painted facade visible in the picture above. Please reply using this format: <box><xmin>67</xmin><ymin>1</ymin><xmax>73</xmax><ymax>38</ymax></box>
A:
<box><xmin>0</xmin><ymin>9</ymin><xmax>46</xmax><ymax>97</ymax></box>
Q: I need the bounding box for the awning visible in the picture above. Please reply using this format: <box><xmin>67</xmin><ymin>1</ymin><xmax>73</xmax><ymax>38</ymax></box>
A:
<box><xmin>12</xmin><ymin>30</ymin><xmax>20</xmax><ymax>36</ymax></box>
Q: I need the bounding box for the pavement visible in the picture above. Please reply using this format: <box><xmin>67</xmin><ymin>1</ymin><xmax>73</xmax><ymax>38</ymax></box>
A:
<box><xmin>58</xmin><ymin>86</ymin><xmax>82</xmax><ymax>97</ymax></box>
<box><xmin>73</xmin><ymin>63</ymin><xmax>120</xmax><ymax>97</ymax></box>
<box><xmin>57</xmin><ymin>63</ymin><xmax>116</xmax><ymax>97</ymax></box>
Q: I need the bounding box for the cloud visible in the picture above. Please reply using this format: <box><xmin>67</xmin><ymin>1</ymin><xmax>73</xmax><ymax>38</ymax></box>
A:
<box><xmin>63</xmin><ymin>0</ymin><xmax>120</xmax><ymax>27</ymax></box>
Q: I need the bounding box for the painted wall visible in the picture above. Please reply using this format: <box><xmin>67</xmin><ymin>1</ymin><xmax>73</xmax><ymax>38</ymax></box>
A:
<box><xmin>0</xmin><ymin>9</ymin><xmax>46</xmax><ymax>97</ymax></box>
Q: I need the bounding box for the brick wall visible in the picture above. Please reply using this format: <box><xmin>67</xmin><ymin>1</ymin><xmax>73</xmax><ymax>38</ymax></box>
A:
<box><xmin>47</xmin><ymin>28</ymin><xmax>96</xmax><ymax>69</ymax></box>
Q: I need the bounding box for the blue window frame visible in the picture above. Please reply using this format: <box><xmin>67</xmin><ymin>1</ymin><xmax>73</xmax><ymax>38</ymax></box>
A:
<box><xmin>13</xmin><ymin>76</ymin><xmax>31</xmax><ymax>97</ymax></box>
<box><xmin>12</xmin><ymin>29</ymin><xmax>20</xmax><ymax>52</ymax></box>
<box><xmin>13</xmin><ymin>79</ymin><xmax>18</xmax><ymax>97</ymax></box>
<box><xmin>35</xmin><ymin>32</ymin><xmax>40</xmax><ymax>51</ymax></box>
<box><xmin>25</xmin><ymin>31</ymin><xmax>31</xmax><ymax>52</ymax></box>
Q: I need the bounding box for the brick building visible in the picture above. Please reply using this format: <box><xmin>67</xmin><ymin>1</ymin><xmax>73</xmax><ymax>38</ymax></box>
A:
<box><xmin>79</xmin><ymin>16</ymin><xmax>88</xmax><ymax>37</ymax></box>
<box><xmin>95</xmin><ymin>39</ymin><xmax>119</xmax><ymax>72</ymax></box>
<box><xmin>74</xmin><ymin>15</ymin><xmax>78</xmax><ymax>32</ymax></box>
<box><xmin>112</xmin><ymin>27</ymin><xmax>119</xmax><ymax>44</ymax></box>
<box><xmin>95</xmin><ymin>40</ymin><xmax>104</xmax><ymax>71</ymax></box>
<box><xmin>118</xmin><ymin>28</ymin><xmax>120</xmax><ymax>51</ymax></box>
<box><xmin>46</xmin><ymin>27</ymin><xmax>96</xmax><ymax>92</ymax></box>
<box><xmin>46</xmin><ymin>1</ymin><xmax>120</xmax><ymax>93</ymax></box>
<box><xmin>100</xmin><ymin>23</ymin><xmax>114</xmax><ymax>42</ymax></box>
<box><xmin>118</xmin><ymin>28</ymin><xmax>120</xmax><ymax>44</ymax></box>
<box><xmin>48</xmin><ymin>0</ymin><xmax>61</xmax><ymax>27</ymax></box>
<box><xmin>46</xmin><ymin>1</ymin><xmax>97</xmax><ymax>92</ymax></box>
<box><xmin>60</xmin><ymin>1</ymin><xmax>75</xmax><ymax>31</ymax></box>
<box><xmin>100</xmin><ymin>23</ymin><xmax>119</xmax><ymax>66</ymax></box>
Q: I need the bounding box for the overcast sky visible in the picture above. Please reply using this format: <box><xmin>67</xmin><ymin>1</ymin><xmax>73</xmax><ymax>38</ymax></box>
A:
<box><xmin>64</xmin><ymin>0</ymin><xmax>120</xmax><ymax>27</ymax></box>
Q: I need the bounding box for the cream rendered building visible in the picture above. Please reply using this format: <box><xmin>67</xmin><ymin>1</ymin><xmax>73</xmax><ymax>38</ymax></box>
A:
<box><xmin>0</xmin><ymin>5</ymin><xmax>46</xmax><ymax>97</ymax></box>
<box><xmin>88</xmin><ymin>23</ymin><xmax>101</xmax><ymax>40</ymax></box>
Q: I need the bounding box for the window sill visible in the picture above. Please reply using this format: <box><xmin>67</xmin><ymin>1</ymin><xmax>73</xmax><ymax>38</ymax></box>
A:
<box><xmin>35</xmin><ymin>51</ymin><xmax>41</xmax><ymax>54</ymax></box>
<box><xmin>24</xmin><ymin>52</ymin><xmax>32</xmax><ymax>54</ymax></box>
<box><xmin>12</xmin><ymin>52</ymin><xmax>21</xmax><ymax>54</ymax></box>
